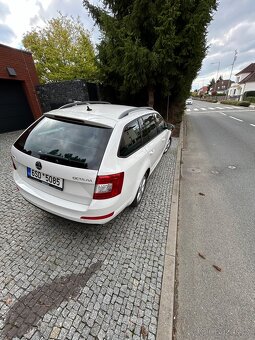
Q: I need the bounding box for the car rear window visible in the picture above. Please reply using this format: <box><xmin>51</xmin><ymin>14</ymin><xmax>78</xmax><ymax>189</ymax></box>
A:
<box><xmin>14</xmin><ymin>117</ymin><xmax>112</xmax><ymax>170</ymax></box>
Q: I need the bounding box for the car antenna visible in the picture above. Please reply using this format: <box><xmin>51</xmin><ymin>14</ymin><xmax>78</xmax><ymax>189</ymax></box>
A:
<box><xmin>87</xmin><ymin>105</ymin><xmax>92</xmax><ymax>111</ymax></box>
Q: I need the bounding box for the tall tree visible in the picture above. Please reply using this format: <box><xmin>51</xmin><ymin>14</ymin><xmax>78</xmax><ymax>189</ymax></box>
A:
<box><xmin>22</xmin><ymin>13</ymin><xmax>98</xmax><ymax>83</ymax></box>
<box><xmin>84</xmin><ymin>0</ymin><xmax>217</xmax><ymax>118</ymax></box>
<box><xmin>208</xmin><ymin>78</ymin><xmax>216</xmax><ymax>91</ymax></box>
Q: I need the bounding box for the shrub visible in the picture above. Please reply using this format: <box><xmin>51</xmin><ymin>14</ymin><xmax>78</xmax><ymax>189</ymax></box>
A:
<box><xmin>192</xmin><ymin>92</ymin><xmax>199</xmax><ymax>97</ymax></box>
<box><xmin>246</xmin><ymin>96</ymin><xmax>255</xmax><ymax>103</ymax></box>
<box><xmin>202</xmin><ymin>98</ymin><xmax>217</xmax><ymax>103</ymax></box>
<box><xmin>244</xmin><ymin>91</ymin><xmax>255</xmax><ymax>98</ymax></box>
<box><xmin>220</xmin><ymin>100</ymin><xmax>236</xmax><ymax>105</ymax></box>
<box><xmin>220</xmin><ymin>100</ymin><xmax>250</xmax><ymax>107</ymax></box>
<box><xmin>238</xmin><ymin>101</ymin><xmax>251</xmax><ymax>107</ymax></box>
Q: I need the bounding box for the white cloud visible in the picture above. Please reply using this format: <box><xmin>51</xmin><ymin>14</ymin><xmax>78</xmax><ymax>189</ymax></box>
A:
<box><xmin>192</xmin><ymin>0</ymin><xmax>255</xmax><ymax>90</ymax></box>
<box><xmin>0</xmin><ymin>0</ymin><xmax>100</xmax><ymax>48</ymax></box>
<box><xmin>0</xmin><ymin>0</ymin><xmax>52</xmax><ymax>47</ymax></box>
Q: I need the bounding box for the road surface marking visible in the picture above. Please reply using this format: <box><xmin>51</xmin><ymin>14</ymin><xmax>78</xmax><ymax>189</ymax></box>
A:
<box><xmin>225</xmin><ymin>107</ymin><xmax>234</xmax><ymax>109</ymax></box>
<box><xmin>209</xmin><ymin>107</ymin><xmax>215</xmax><ymax>110</ymax></box>
<box><xmin>194</xmin><ymin>108</ymin><xmax>199</xmax><ymax>111</ymax></box>
<box><xmin>250</xmin><ymin>124</ymin><xmax>255</xmax><ymax>127</ymax></box>
<box><xmin>216</xmin><ymin>107</ymin><xmax>224</xmax><ymax>109</ymax></box>
<box><xmin>201</xmin><ymin>108</ymin><xmax>206</xmax><ymax>111</ymax></box>
<box><xmin>186</xmin><ymin>109</ymin><xmax>191</xmax><ymax>112</ymax></box>
<box><xmin>218</xmin><ymin>112</ymin><xmax>227</xmax><ymax>116</ymax></box>
<box><xmin>229</xmin><ymin>116</ymin><xmax>243</xmax><ymax>122</ymax></box>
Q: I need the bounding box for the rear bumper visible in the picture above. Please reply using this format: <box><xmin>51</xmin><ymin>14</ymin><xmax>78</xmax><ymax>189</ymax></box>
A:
<box><xmin>14</xmin><ymin>172</ymin><xmax>120</xmax><ymax>224</ymax></box>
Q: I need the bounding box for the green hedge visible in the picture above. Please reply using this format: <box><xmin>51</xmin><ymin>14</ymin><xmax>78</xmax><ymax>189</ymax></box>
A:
<box><xmin>246</xmin><ymin>96</ymin><xmax>255</xmax><ymax>103</ymax></box>
<box><xmin>244</xmin><ymin>91</ymin><xmax>255</xmax><ymax>98</ymax></box>
<box><xmin>220</xmin><ymin>100</ymin><xmax>250</xmax><ymax>107</ymax></box>
<box><xmin>205</xmin><ymin>99</ymin><xmax>217</xmax><ymax>103</ymax></box>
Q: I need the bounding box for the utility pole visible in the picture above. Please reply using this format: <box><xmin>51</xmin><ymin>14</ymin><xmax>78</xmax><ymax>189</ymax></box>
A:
<box><xmin>227</xmin><ymin>50</ymin><xmax>238</xmax><ymax>99</ymax></box>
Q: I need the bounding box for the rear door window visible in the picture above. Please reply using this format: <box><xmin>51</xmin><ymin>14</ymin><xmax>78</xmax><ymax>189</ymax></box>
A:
<box><xmin>14</xmin><ymin>117</ymin><xmax>112</xmax><ymax>170</ymax></box>
<box><xmin>140</xmin><ymin>114</ymin><xmax>158</xmax><ymax>144</ymax></box>
<box><xmin>155</xmin><ymin>113</ymin><xmax>167</xmax><ymax>134</ymax></box>
<box><xmin>118</xmin><ymin>119</ymin><xmax>142</xmax><ymax>157</ymax></box>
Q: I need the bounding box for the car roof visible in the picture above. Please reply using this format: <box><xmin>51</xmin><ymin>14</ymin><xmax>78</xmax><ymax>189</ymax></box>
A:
<box><xmin>45</xmin><ymin>103</ymin><xmax>156</xmax><ymax>128</ymax></box>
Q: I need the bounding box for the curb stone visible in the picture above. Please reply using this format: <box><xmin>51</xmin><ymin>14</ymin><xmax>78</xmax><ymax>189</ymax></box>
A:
<box><xmin>156</xmin><ymin>122</ymin><xmax>183</xmax><ymax>340</ymax></box>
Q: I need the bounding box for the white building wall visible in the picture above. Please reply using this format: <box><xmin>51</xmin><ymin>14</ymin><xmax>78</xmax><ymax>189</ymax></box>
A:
<box><xmin>228</xmin><ymin>83</ymin><xmax>243</xmax><ymax>97</ymax></box>
<box><xmin>243</xmin><ymin>81</ymin><xmax>255</xmax><ymax>93</ymax></box>
<box><xmin>236</xmin><ymin>73</ymin><xmax>250</xmax><ymax>82</ymax></box>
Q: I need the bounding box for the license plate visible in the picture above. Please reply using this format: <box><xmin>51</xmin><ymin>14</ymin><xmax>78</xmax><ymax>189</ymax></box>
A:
<box><xmin>27</xmin><ymin>168</ymin><xmax>64</xmax><ymax>190</ymax></box>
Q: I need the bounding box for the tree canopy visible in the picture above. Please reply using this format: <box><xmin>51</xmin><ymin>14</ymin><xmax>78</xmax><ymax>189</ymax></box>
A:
<box><xmin>83</xmin><ymin>0</ymin><xmax>217</xmax><ymax>119</ymax></box>
<box><xmin>208</xmin><ymin>78</ymin><xmax>216</xmax><ymax>91</ymax></box>
<box><xmin>22</xmin><ymin>13</ymin><xmax>98</xmax><ymax>84</ymax></box>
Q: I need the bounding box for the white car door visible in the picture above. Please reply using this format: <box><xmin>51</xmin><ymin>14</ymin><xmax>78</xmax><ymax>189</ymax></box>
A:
<box><xmin>154</xmin><ymin>113</ymin><xmax>170</xmax><ymax>155</ymax></box>
<box><xmin>140</xmin><ymin>114</ymin><xmax>161</xmax><ymax>172</ymax></box>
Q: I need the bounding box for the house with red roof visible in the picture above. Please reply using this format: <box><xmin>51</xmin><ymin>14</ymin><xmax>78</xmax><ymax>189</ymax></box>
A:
<box><xmin>198</xmin><ymin>86</ymin><xmax>208</xmax><ymax>96</ymax></box>
<box><xmin>211</xmin><ymin>79</ymin><xmax>234</xmax><ymax>94</ymax></box>
<box><xmin>228</xmin><ymin>63</ymin><xmax>255</xmax><ymax>100</ymax></box>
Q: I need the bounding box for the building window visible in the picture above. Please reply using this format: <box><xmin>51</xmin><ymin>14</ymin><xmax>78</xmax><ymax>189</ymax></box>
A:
<box><xmin>6</xmin><ymin>67</ymin><xmax>17</xmax><ymax>76</ymax></box>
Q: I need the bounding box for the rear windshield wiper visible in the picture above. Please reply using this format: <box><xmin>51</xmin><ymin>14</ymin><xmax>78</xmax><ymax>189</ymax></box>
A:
<box><xmin>38</xmin><ymin>153</ymin><xmax>88</xmax><ymax>169</ymax></box>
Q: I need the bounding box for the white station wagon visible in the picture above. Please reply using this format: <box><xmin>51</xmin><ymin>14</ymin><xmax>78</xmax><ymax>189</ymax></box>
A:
<box><xmin>11</xmin><ymin>102</ymin><xmax>173</xmax><ymax>224</ymax></box>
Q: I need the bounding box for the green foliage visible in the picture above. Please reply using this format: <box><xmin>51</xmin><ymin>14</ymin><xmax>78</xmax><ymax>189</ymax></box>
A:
<box><xmin>208</xmin><ymin>78</ymin><xmax>215</xmax><ymax>91</ymax></box>
<box><xmin>246</xmin><ymin>96</ymin><xmax>255</xmax><ymax>103</ymax></box>
<box><xmin>204</xmin><ymin>98</ymin><xmax>217</xmax><ymax>103</ymax></box>
<box><xmin>22</xmin><ymin>13</ymin><xmax>98</xmax><ymax>83</ymax></box>
<box><xmin>83</xmin><ymin>0</ymin><xmax>217</xmax><ymax>116</ymax></box>
<box><xmin>244</xmin><ymin>91</ymin><xmax>255</xmax><ymax>98</ymax></box>
<box><xmin>238</xmin><ymin>101</ymin><xmax>251</xmax><ymax>107</ymax></box>
<box><xmin>220</xmin><ymin>100</ymin><xmax>250</xmax><ymax>107</ymax></box>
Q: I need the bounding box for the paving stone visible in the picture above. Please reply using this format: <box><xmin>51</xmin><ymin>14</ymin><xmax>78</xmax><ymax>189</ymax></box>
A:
<box><xmin>49</xmin><ymin>326</ymin><xmax>61</xmax><ymax>339</ymax></box>
<box><xmin>0</xmin><ymin>131</ymin><xmax>178</xmax><ymax>339</ymax></box>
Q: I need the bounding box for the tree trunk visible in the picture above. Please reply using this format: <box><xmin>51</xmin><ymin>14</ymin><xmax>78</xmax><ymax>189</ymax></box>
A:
<box><xmin>147</xmin><ymin>86</ymin><xmax>155</xmax><ymax>108</ymax></box>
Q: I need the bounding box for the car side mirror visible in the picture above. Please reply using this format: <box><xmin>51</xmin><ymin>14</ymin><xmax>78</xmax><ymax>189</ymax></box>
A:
<box><xmin>167</xmin><ymin>123</ymin><xmax>175</xmax><ymax>131</ymax></box>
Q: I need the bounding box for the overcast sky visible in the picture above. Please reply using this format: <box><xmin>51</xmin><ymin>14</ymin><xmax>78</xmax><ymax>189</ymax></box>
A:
<box><xmin>1</xmin><ymin>0</ymin><xmax>255</xmax><ymax>90</ymax></box>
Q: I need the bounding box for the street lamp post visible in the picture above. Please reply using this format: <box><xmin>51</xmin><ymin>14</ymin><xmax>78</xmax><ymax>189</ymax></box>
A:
<box><xmin>227</xmin><ymin>50</ymin><xmax>238</xmax><ymax>99</ymax></box>
<box><xmin>211</xmin><ymin>61</ymin><xmax>221</xmax><ymax>82</ymax></box>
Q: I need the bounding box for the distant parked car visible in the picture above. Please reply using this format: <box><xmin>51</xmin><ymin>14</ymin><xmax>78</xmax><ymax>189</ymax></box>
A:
<box><xmin>186</xmin><ymin>98</ymin><xmax>193</xmax><ymax>105</ymax></box>
<box><xmin>11</xmin><ymin>102</ymin><xmax>174</xmax><ymax>224</ymax></box>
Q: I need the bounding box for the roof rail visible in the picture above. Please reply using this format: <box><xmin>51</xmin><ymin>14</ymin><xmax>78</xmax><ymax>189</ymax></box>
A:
<box><xmin>118</xmin><ymin>106</ymin><xmax>154</xmax><ymax>119</ymax></box>
<box><xmin>59</xmin><ymin>101</ymin><xmax>82</xmax><ymax>109</ymax></box>
<box><xmin>59</xmin><ymin>101</ymin><xmax>111</xmax><ymax>109</ymax></box>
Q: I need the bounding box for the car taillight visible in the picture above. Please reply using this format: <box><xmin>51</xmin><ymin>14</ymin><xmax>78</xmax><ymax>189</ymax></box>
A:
<box><xmin>93</xmin><ymin>172</ymin><xmax>124</xmax><ymax>199</ymax></box>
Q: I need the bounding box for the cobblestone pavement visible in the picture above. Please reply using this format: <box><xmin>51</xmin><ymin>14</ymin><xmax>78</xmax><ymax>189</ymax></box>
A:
<box><xmin>0</xmin><ymin>130</ymin><xmax>178</xmax><ymax>340</ymax></box>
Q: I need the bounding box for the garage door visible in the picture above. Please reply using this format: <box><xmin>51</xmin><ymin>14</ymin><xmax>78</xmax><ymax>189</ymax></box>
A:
<box><xmin>0</xmin><ymin>79</ymin><xmax>34</xmax><ymax>133</ymax></box>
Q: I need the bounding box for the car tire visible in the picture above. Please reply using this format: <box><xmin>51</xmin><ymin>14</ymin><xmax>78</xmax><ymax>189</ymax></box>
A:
<box><xmin>131</xmin><ymin>173</ymin><xmax>148</xmax><ymax>207</ymax></box>
<box><xmin>164</xmin><ymin>137</ymin><xmax>172</xmax><ymax>153</ymax></box>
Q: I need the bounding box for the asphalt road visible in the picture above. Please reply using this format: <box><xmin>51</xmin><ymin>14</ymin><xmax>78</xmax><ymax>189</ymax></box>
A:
<box><xmin>175</xmin><ymin>100</ymin><xmax>255</xmax><ymax>339</ymax></box>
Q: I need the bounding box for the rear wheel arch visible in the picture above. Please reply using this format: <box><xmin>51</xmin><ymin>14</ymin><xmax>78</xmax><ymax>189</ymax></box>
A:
<box><xmin>130</xmin><ymin>168</ymin><xmax>150</xmax><ymax>207</ymax></box>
